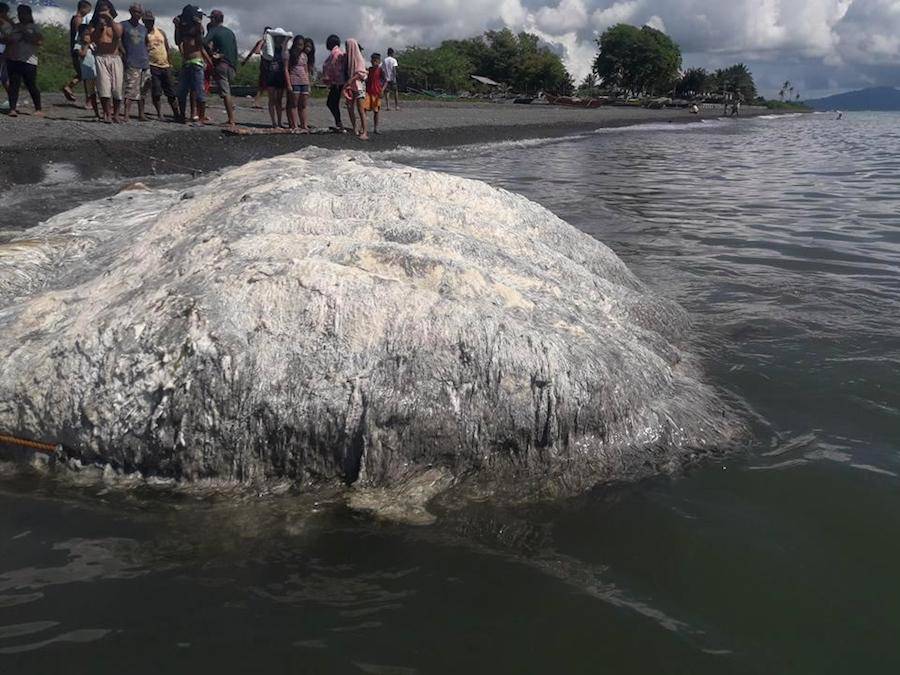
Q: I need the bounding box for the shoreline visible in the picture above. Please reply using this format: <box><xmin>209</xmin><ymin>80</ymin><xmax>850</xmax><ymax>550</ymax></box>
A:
<box><xmin>0</xmin><ymin>97</ymin><xmax>790</xmax><ymax>229</ymax></box>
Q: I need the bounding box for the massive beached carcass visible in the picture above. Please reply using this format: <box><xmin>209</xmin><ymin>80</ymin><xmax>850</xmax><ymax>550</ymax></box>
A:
<box><xmin>0</xmin><ymin>150</ymin><xmax>741</xmax><ymax>502</ymax></box>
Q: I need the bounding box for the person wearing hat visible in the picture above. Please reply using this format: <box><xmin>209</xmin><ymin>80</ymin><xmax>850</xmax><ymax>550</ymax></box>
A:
<box><xmin>174</xmin><ymin>4</ymin><xmax>211</xmax><ymax>123</ymax></box>
<box><xmin>143</xmin><ymin>10</ymin><xmax>179</xmax><ymax>120</ymax></box>
<box><xmin>204</xmin><ymin>9</ymin><xmax>237</xmax><ymax>127</ymax></box>
<box><xmin>173</xmin><ymin>4</ymin><xmax>203</xmax><ymax>43</ymax></box>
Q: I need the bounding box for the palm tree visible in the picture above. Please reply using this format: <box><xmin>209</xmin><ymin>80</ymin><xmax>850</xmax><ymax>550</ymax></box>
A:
<box><xmin>780</xmin><ymin>80</ymin><xmax>792</xmax><ymax>102</ymax></box>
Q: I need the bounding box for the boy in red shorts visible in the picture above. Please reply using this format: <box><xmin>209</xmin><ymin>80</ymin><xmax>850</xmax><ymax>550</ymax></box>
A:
<box><xmin>364</xmin><ymin>52</ymin><xmax>385</xmax><ymax>134</ymax></box>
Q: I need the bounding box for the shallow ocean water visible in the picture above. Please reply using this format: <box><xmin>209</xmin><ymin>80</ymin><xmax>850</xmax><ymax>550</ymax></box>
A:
<box><xmin>2</xmin><ymin>112</ymin><xmax>899</xmax><ymax>674</ymax></box>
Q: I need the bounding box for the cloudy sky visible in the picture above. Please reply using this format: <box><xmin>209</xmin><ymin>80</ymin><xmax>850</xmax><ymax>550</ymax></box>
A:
<box><xmin>37</xmin><ymin>0</ymin><xmax>900</xmax><ymax>98</ymax></box>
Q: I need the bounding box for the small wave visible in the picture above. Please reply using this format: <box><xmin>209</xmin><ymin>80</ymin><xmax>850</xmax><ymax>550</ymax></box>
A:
<box><xmin>375</xmin><ymin>120</ymin><xmax>729</xmax><ymax>161</ymax></box>
<box><xmin>593</xmin><ymin>119</ymin><xmax>727</xmax><ymax>134</ymax></box>
<box><xmin>0</xmin><ymin>628</ymin><xmax>111</xmax><ymax>655</ymax></box>
<box><xmin>373</xmin><ymin>133</ymin><xmax>589</xmax><ymax>160</ymax></box>
<box><xmin>754</xmin><ymin>113</ymin><xmax>807</xmax><ymax>121</ymax></box>
<box><xmin>850</xmin><ymin>463</ymin><xmax>898</xmax><ymax>477</ymax></box>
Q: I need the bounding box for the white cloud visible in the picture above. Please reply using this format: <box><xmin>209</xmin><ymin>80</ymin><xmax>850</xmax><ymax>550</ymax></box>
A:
<box><xmin>33</xmin><ymin>1</ymin><xmax>900</xmax><ymax>96</ymax></box>
<box><xmin>645</xmin><ymin>14</ymin><xmax>666</xmax><ymax>32</ymax></box>
<box><xmin>592</xmin><ymin>1</ymin><xmax>645</xmax><ymax>30</ymax></box>
<box><xmin>534</xmin><ymin>0</ymin><xmax>589</xmax><ymax>33</ymax></box>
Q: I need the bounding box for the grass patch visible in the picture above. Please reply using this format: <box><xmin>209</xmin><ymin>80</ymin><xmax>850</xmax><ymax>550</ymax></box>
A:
<box><xmin>764</xmin><ymin>100</ymin><xmax>813</xmax><ymax>112</ymax></box>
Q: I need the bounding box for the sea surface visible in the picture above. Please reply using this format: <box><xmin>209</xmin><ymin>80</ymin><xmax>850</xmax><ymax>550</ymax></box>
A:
<box><xmin>2</xmin><ymin>112</ymin><xmax>899</xmax><ymax>674</ymax></box>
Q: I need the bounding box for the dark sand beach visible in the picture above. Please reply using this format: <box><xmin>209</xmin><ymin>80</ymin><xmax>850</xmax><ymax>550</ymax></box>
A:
<box><xmin>0</xmin><ymin>94</ymin><xmax>775</xmax><ymax>192</ymax></box>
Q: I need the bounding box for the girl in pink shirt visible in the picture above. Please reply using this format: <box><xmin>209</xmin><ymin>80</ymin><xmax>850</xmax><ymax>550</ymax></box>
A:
<box><xmin>285</xmin><ymin>35</ymin><xmax>311</xmax><ymax>132</ymax></box>
<box><xmin>343</xmin><ymin>38</ymin><xmax>368</xmax><ymax>140</ymax></box>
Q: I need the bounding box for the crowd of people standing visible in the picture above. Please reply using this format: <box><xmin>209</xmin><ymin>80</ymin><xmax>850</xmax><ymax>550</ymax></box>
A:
<box><xmin>0</xmin><ymin>1</ymin><xmax>402</xmax><ymax>139</ymax></box>
<box><xmin>0</xmin><ymin>2</ymin><xmax>44</xmax><ymax>117</ymax></box>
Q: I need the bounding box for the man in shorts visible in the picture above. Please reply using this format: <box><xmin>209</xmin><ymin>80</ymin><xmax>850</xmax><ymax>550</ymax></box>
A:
<box><xmin>143</xmin><ymin>10</ymin><xmax>178</xmax><ymax>119</ymax></box>
<box><xmin>91</xmin><ymin>2</ymin><xmax>123</xmax><ymax>122</ymax></box>
<box><xmin>62</xmin><ymin>0</ymin><xmax>92</xmax><ymax>103</ymax></box>
<box><xmin>120</xmin><ymin>3</ymin><xmax>149</xmax><ymax>122</ymax></box>
<box><xmin>174</xmin><ymin>5</ymin><xmax>210</xmax><ymax>124</ymax></box>
<box><xmin>381</xmin><ymin>47</ymin><xmax>399</xmax><ymax>111</ymax></box>
<box><xmin>204</xmin><ymin>9</ymin><xmax>237</xmax><ymax>127</ymax></box>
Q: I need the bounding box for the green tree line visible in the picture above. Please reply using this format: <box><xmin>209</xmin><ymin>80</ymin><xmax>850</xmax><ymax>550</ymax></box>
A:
<box><xmin>399</xmin><ymin>29</ymin><xmax>573</xmax><ymax>94</ymax></box>
<box><xmin>591</xmin><ymin>23</ymin><xmax>761</xmax><ymax>102</ymax></box>
<box><xmin>675</xmin><ymin>65</ymin><xmax>757</xmax><ymax>101</ymax></box>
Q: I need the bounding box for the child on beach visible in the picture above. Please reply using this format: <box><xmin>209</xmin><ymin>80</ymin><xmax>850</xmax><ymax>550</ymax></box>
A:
<box><xmin>364</xmin><ymin>52</ymin><xmax>385</xmax><ymax>134</ymax></box>
<box><xmin>303</xmin><ymin>37</ymin><xmax>315</xmax><ymax>78</ymax></box>
<box><xmin>240</xmin><ymin>26</ymin><xmax>271</xmax><ymax>109</ymax></box>
<box><xmin>382</xmin><ymin>47</ymin><xmax>399</xmax><ymax>110</ymax></box>
<box><xmin>74</xmin><ymin>24</ymin><xmax>99</xmax><ymax>119</ymax></box>
<box><xmin>62</xmin><ymin>0</ymin><xmax>92</xmax><ymax>103</ymax></box>
<box><xmin>263</xmin><ymin>27</ymin><xmax>291</xmax><ymax>128</ymax></box>
<box><xmin>285</xmin><ymin>35</ymin><xmax>310</xmax><ymax>132</ymax></box>
<box><xmin>321</xmin><ymin>34</ymin><xmax>345</xmax><ymax>132</ymax></box>
<box><xmin>343</xmin><ymin>38</ymin><xmax>367</xmax><ymax>140</ymax></box>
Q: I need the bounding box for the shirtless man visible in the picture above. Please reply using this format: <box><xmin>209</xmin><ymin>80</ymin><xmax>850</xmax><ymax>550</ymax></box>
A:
<box><xmin>174</xmin><ymin>6</ymin><xmax>210</xmax><ymax>124</ymax></box>
<box><xmin>91</xmin><ymin>2</ymin><xmax>123</xmax><ymax>122</ymax></box>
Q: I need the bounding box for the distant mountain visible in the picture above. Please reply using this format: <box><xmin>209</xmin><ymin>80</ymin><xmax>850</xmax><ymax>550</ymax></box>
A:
<box><xmin>804</xmin><ymin>86</ymin><xmax>900</xmax><ymax>111</ymax></box>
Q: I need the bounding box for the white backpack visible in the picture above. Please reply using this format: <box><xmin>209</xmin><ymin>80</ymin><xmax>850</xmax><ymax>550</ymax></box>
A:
<box><xmin>262</xmin><ymin>28</ymin><xmax>293</xmax><ymax>60</ymax></box>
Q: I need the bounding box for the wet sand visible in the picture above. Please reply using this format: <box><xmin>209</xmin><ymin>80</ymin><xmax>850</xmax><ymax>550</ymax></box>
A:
<box><xmin>0</xmin><ymin>94</ymin><xmax>776</xmax><ymax>192</ymax></box>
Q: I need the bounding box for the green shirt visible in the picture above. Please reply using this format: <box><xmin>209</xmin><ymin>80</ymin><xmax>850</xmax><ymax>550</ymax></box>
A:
<box><xmin>205</xmin><ymin>25</ymin><xmax>237</xmax><ymax>68</ymax></box>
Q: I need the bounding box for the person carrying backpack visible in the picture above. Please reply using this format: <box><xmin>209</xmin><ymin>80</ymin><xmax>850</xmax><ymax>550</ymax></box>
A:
<box><xmin>261</xmin><ymin>27</ymin><xmax>291</xmax><ymax>128</ymax></box>
<box><xmin>241</xmin><ymin>26</ymin><xmax>271</xmax><ymax>109</ymax></box>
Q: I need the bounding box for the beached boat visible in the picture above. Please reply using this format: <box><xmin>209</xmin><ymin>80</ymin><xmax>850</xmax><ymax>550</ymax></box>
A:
<box><xmin>545</xmin><ymin>95</ymin><xmax>606</xmax><ymax>109</ymax></box>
